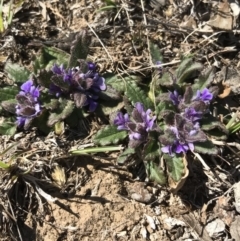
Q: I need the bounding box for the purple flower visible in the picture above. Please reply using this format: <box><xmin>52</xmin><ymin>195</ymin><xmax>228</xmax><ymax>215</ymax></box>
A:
<box><xmin>15</xmin><ymin>80</ymin><xmax>41</xmax><ymax>128</ymax></box>
<box><xmin>184</xmin><ymin>107</ymin><xmax>203</xmax><ymax>122</ymax></box>
<box><xmin>114</xmin><ymin>112</ymin><xmax>129</xmax><ymax>130</ymax></box>
<box><xmin>160</xmin><ymin>114</ymin><xmax>206</xmax><ymax>155</ymax></box>
<box><xmin>169</xmin><ymin>90</ymin><xmax>181</xmax><ymax>105</ymax></box>
<box><xmin>50</xmin><ymin>62</ymin><xmax>106</xmax><ymax>111</ymax></box>
<box><xmin>192</xmin><ymin>88</ymin><xmax>213</xmax><ymax>103</ymax></box>
<box><xmin>114</xmin><ymin>102</ymin><xmax>156</xmax><ymax>147</ymax></box>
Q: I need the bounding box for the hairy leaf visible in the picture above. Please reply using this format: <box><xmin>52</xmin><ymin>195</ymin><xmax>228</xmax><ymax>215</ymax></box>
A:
<box><xmin>117</xmin><ymin>148</ymin><xmax>135</xmax><ymax>164</ymax></box>
<box><xmin>150</xmin><ymin>42</ymin><xmax>163</xmax><ymax>63</ymax></box>
<box><xmin>33</xmin><ymin>46</ymin><xmax>70</xmax><ymax>73</ymax></box>
<box><xmin>192</xmin><ymin>67</ymin><xmax>214</xmax><ymax>92</ymax></box>
<box><xmin>68</xmin><ymin>30</ymin><xmax>91</xmax><ymax>68</ymax></box>
<box><xmin>176</xmin><ymin>57</ymin><xmax>203</xmax><ymax>84</ymax></box>
<box><xmin>143</xmin><ymin>139</ymin><xmax>160</xmax><ymax>161</ymax></box>
<box><xmin>201</xmin><ymin>115</ymin><xmax>229</xmax><ymax>134</ymax></box>
<box><xmin>194</xmin><ymin>140</ymin><xmax>218</xmax><ymax>155</ymax></box>
<box><xmin>206</xmin><ymin>129</ymin><xmax>228</xmax><ymax>141</ymax></box>
<box><xmin>51</xmin><ymin>75</ymin><xmax>70</xmax><ymax>92</ymax></box>
<box><xmin>125</xmin><ymin>81</ymin><xmax>153</xmax><ymax>109</ymax></box>
<box><xmin>0</xmin><ymin>86</ymin><xmax>19</xmax><ymax>102</ymax></box>
<box><xmin>158</xmin><ymin>72</ymin><xmax>174</xmax><ymax>86</ymax></box>
<box><xmin>146</xmin><ymin>161</ymin><xmax>166</xmax><ymax>185</ymax></box>
<box><xmin>93</xmin><ymin>125</ymin><xmax>128</xmax><ymax>146</ymax></box>
<box><xmin>164</xmin><ymin>154</ymin><xmax>185</xmax><ymax>182</ymax></box>
<box><xmin>0</xmin><ymin>122</ymin><xmax>17</xmax><ymax>136</ymax></box>
<box><xmin>1</xmin><ymin>99</ymin><xmax>17</xmax><ymax>114</ymax></box>
<box><xmin>36</xmin><ymin>69</ymin><xmax>53</xmax><ymax>88</ymax></box>
<box><xmin>99</xmin><ymin>85</ymin><xmax>121</xmax><ymax>100</ymax></box>
<box><xmin>47</xmin><ymin>99</ymin><xmax>74</xmax><ymax>126</ymax></box>
<box><xmin>4</xmin><ymin>62</ymin><xmax>31</xmax><ymax>84</ymax></box>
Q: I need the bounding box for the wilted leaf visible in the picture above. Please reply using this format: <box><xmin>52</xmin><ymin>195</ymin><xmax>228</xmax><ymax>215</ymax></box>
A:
<box><xmin>165</xmin><ymin>154</ymin><xmax>189</xmax><ymax>192</ymax></box>
<box><xmin>4</xmin><ymin>62</ymin><xmax>31</xmax><ymax>84</ymax></box>
<box><xmin>93</xmin><ymin>125</ymin><xmax>128</xmax><ymax>146</ymax></box>
<box><xmin>54</xmin><ymin>121</ymin><xmax>64</xmax><ymax>135</ymax></box>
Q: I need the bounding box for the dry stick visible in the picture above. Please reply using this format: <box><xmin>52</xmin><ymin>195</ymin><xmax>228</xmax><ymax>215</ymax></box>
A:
<box><xmin>87</xmin><ymin>23</ymin><xmax>113</xmax><ymax>62</ymax></box>
<box><xmin>192</xmin><ymin>151</ymin><xmax>210</xmax><ymax>170</ymax></box>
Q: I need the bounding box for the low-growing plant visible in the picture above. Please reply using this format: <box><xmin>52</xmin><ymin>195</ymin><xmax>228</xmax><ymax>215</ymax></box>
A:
<box><xmin>0</xmin><ymin>30</ymin><xmax>123</xmax><ymax>135</ymax></box>
<box><xmin>92</xmin><ymin>44</ymin><xmax>230</xmax><ymax>191</ymax></box>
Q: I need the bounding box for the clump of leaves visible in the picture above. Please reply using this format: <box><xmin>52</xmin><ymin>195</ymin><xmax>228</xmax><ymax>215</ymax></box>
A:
<box><xmin>0</xmin><ymin>30</ymin><xmax>122</xmax><ymax>135</ymax></box>
<box><xmin>93</xmin><ymin>51</ymin><xmax>229</xmax><ymax>191</ymax></box>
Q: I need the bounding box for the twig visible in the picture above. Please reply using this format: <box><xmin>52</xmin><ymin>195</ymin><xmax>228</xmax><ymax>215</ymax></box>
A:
<box><xmin>87</xmin><ymin>23</ymin><xmax>113</xmax><ymax>62</ymax></box>
<box><xmin>192</xmin><ymin>152</ymin><xmax>210</xmax><ymax>170</ymax></box>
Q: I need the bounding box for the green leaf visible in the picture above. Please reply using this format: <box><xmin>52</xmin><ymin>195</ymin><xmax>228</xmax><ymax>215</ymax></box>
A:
<box><xmin>146</xmin><ymin>161</ymin><xmax>166</xmax><ymax>185</ymax></box>
<box><xmin>0</xmin><ymin>161</ymin><xmax>10</xmax><ymax>170</ymax></box>
<box><xmin>201</xmin><ymin>115</ymin><xmax>228</xmax><ymax>134</ymax></box>
<box><xmin>125</xmin><ymin>81</ymin><xmax>153</xmax><ymax>109</ymax></box>
<box><xmin>150</xmin><ymin>42</ymin><xmax>162</xmax><ymax>63</ymax></box>
<box><xmin>207</xmin><ymin>129</ymin><xmax>228</xmax><ymax>141</ymax></box>
<box><xmin>143</xmin><ymin>138</ymin><xmax>160</xmax><ymax>161</ymax></box>
<box><xmin>93</xmin><ymin>125</ymin><xmax>128</xmax><ymax>146</ymax></box>
<box><xmin>157</xmin><ymin>72</ymin><xmax>174</xmax><ymax>86</ymax></box>
<box><xmin>1</xmin><ymin>99</ymin><xmax>17</xmax><ymax>114</ymax></box>
<box><xmin>164</xmin><ymin>154</ymin><xmax>185</xmax><ymax>182</ymax></box>
<box><xmin>194</xmin><ymin>140</ymin><xmax>218</xmax><ymax>155</ymax></box>
<box><xmin>192</xmin><ymin>67</ymin><xmax>214</xmax><ymax>92</ymax></box>
<box><xmin>117</xmin><ymin>148</ymin><xmax>135</xmax><ymax>164</ymax></box>
<box><xmin>0</xmin><ymin>122</ymin><xmax>17</xmax><ymax>136</ymax></box>
<box><xmin>33</xmin><ymin>46</ymin><xmax>70</xmax><ymax>73</ymax></box>
<box><xmin>4</xmin><ymin>62</ymin><xmax>31</xmax><ymax>84</ymax></box>
<box><xmin>104</xmin><ymin>73</ymin><xmax>141</xmax><ymax>93</ymax></box>
<box><xmin>176</xmin><ymin>57</ymin><xmax>203</xmax><ymax>84</ymax></box>
<box><xmin>47</xmin><ymin>99</ymin><xmax>74</xmax><ymax>126</ymax></box>
<box><xmin>0</xmin><ymin>86</ymin><xmax>18</xmax><ymax>102</ymax></box>
<box><xmin>99</xmin><ymin>85</ymin><xmax>121</xmax><ymax>100</ymax></box>
<box><xmin>36</xmin><ymin>69</ymin><xmax>53</xmax><ymax>88</ymax></box>
<box><xmin>32</xmin><ymin>110</ymin><xmax>52</xmax><ymax>134</ymax></box>
<box><xmin>68</xmin><ymin>30</ymin><xmax>91</xmax><ymax>68</ymax></box>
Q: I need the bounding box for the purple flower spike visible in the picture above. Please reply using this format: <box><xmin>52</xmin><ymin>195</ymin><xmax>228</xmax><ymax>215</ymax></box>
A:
<box><xmin>169</xmin><ymin>90</ymin><xmax>181</xmax><ymax>105</ymax></box>
<box><xmin>50</xmin><ymin>62</ymin><xmax>106</xmax><ymax>111</ymax></box>
<box><xmin>15</xmin><ymin>80</ymin><xmax>41</xmax><ymax>128</ymax></box>
<box><xmin>161</xmin><ymin>141</ymin><xmax>194</xmax><ymax>156</ymax></box>
<box><xmin>114</xmin><ymin>112</ymin><xmax>129</xmax><ymax>130</ymax></box>
<box><xmin>193</xmin><ymin>88</ymin><xmax>213</xmax><ymax>103</ymax></box>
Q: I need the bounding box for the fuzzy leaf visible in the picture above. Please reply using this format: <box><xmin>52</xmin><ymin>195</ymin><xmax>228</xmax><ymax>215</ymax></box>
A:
<box><xmin>201</xmin><ymin>115</ymin><xmax>228</xmax><ymax>134</ymax></box>
<box><xmin>164</xmin><ymin>154</ymin><xmax>185</xmax><ymax>182</ymax></box>
<box><xmin>192</xmin><ymin>67</ymin><xmax>214</xmax><ymax>92</ymax></box>
<box><xmin>4</xmin><ymin>62</ymin><xmax>31</xmax><ymax>84</ymax></box>
<box><xmin>68</xmin><ymin>30</ymin><xmax>91</xmax><ymax>68</ymax></box>
<box><xmin>207</xmin><ymin>129</ymin><xmax>228</xmax><ymax>140</ymax></box>
<box><xmin>0</xmin><ymin>122</ymin><xmax>17</xmax><ymax>136</ymax></box>
<box><xmin>117</xmin><ymin>148</ymin><xmax>135</xmax><ymax>164</ymax></box>
<box><xmin>36</xmin><ymin>69</ymin><xmax>53</xmax><ymax>88</ymax></box>
<box><xmin>104</xmin><ymin>73</ymin><xmax>141</xmax><ymax>93</ymax></box>
<box><xmin>146</xmin><ymin>161</ymin><xmax>166</xmax><ymax>185</ymax></box>
<box><xmin>99</xmin><ymin>85</ymin><xmax>121</xmax><ymax>100</ymax></box>
<box><xmin>47</xmin><ymin>99</ymin><xmax>74</xmax><ymax>126</ymax></box>
<box><xmin>32</xmin><ymin>110</ymin><xmax>52</xmax><ymax>134</ymax></box>
<box><xmin>150</xmin><ymin>42</ymin><xmax>162</xmax><ymax>63</ymax></box>
<box><xmin>93</xmin><ymin>125</ymin><xmax>128</xmax><ymax>146</ymax></box>
<box><xmin>0</xmin><ymin>86</ymin><xmax>19</xmax><ymax>102</ymax></box>
<box><xmin>1</xmin><ymin>99</ymin><xmax>17</xmax><ymax>114</ymax></box>
<box><xmin>33</xmin><ymin>46</ymin><xmax>70</xmax><ymax>73</ymax></box>
<box><xmin>176</xmin><ymin>58</ymin><xmax>203</xmax><ymax>84</ymax></box>
<box><xmin>125</xmin><ymin>81</ymin><xmax>153</xmax><ymax>109</ymax></box>
<box><xmin>51</xmin><ymin>75</ymin><xmax>70</xmax><ymax>92</ymax></box>
<box><xmin>143</xmin><ymin>139</ymin><xmax>160</xmax><ymax>161</ymax></box>
<box><xmin>158</xmin><ymin>72</ymin><xmax>174</xmax><ymax>86</ymax></box>
<box><xmin>194</xmin><ymin>140</ymin><xmax>218</xmax><ymax>155</ymax></box>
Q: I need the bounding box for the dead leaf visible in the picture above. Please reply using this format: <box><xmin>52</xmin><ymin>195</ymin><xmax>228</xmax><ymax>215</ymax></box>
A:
<box><xmin>218</xmin><ymin>82</ymin><xmax>231</xmax><ymax>98</ymax></box>
<box><xmin>208</xmin><ymin>0</ymin><xmax>233</xmax><ymax>30</ymax></box>
<box><xmin>206</xmin><ymin>218</ymin><xmax>225</xmax><ymax>238</ymax></box>
<box><xmin>230</xmin><ymin>216</ymin><xmax>240</xmax><ymax>240</ymax></box>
